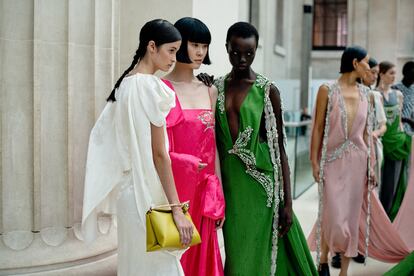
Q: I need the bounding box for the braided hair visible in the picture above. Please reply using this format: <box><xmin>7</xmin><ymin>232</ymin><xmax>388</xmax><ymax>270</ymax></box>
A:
<box><xmin>107</xmin><ymin>19</ymin><xmax>181</xmax><ymax>101</ymax></box>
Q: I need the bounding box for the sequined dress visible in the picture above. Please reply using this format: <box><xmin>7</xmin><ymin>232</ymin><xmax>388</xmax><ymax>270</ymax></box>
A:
<box><xmin>215</xmin><ymin>74</ymin><xmax>317</xmax><ymax>275</ymax></box>
<box><xmin>308</xmin><ymin>82</ymin><xmax>370</xmax><ymax>257</ymax></box>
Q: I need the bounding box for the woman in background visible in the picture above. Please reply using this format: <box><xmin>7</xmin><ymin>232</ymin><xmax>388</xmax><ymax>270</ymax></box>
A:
<box><xmin>377</xmin><ymin>61</ymin><xmax>412</xmax><ymax>220</ymax></box>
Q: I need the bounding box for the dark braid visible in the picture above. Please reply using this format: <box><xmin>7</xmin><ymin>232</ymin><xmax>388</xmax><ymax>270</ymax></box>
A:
<box><xmin>106</xmin><ymin>49</ymin><xmax>141</xmax><ymax>102</ymax></box>
<box><xmin>106</xmin><ymin>19</ymin><xmax>181</xmax><ymax>102</ymax></box>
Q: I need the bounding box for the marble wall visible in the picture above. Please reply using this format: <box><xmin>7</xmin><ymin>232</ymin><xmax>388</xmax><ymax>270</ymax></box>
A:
<box><xmin>0</xmin><ymin>0</ymin><xmax>118</xmax><ymax>274</ymax></box>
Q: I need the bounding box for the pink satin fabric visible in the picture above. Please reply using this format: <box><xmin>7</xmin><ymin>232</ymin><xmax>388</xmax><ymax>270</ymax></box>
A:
<box><xmin>355</xmin><ymin>138</ymin><xmax>414</xmax><ymax>263</ymax></box>
<box><xmin>164</xmin><ymin>80</ymin><xmax>225</xmax><ymax>276</ymax></box>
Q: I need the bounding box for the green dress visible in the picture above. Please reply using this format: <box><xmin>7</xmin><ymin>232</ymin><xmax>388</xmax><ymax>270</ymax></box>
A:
<box><xmin>384</xmin><ymin>251</ymin><xmax>414</xmax><ymax>276</ymax></box>
<box><xmin>380</xmin><ymin>90</ymin><xmax>412</xmax><ymax>221</ymax></box>
<box><xmin>215</xmin><ymin>74</ymin><xmax>317</xmax><ymax>276</ymax></box>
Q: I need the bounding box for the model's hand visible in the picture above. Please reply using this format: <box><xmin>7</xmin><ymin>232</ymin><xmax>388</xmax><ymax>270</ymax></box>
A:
<box><xmin>369</xmin><ymin>169</ymin><xmax>377</xmax><ymax>188</ymax></box>
<box><xmin>215</xmin><ymin>217</ymin><xmax>225</xmax><ymax>229</ymax></box>
<box><xmin>278</xmin><ymin>204</ymin><xmax>292</xmax><ymax>237</ymax></box>
<box><xmin>172</xmin><ymin>207</ymin><xmax>194</xmax><ymax>247</ymax></box>
<box><xmin>372</xmin><ymin>130</ymin><xmax>380</xmax><ymax>140</ymax></box>
<box><xmin>198</xmin><ymin>161</ymin><xmax>207</xmax><ymax>171</ymax></box>
<box><xmin>196</xmin><ymin>73</ymin><xmax>214</xmax><ymax>87</ymax></box>
<box><xmin>312</xmin><ymin>162</ymin><xmax>321</xmax><ymax>183</ymax></box>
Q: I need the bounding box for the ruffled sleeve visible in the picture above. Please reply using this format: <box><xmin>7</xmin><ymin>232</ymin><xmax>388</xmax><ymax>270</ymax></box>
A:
<box><xmin>135</xmin><ymin>75</ymin><xmax>176</xmax><ymax>127</ymax></box>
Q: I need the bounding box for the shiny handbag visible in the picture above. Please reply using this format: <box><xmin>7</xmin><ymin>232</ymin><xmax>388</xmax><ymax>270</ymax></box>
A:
<box><xmin>146</xmin><ymin>201</ymin><xmax>201</xmax><ymax>252</ymax></box>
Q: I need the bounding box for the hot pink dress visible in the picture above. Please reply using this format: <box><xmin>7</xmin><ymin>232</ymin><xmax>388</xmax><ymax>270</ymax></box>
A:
<box><xmin>164</xmin><ymin>80</ymin><xmax>225</xmax><ymax>276</ymax></box>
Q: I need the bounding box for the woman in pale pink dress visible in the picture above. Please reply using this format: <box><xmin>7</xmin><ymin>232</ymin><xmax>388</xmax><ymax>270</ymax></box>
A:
<box><xmin>309</xmin><ymin>46</ymin><xmax>374</xmax><ymax>276</ymax></box>
<box><xmin>163</xmin><ymin>17</ymin><xmax>225</xmax><ymax>276</ymax></box>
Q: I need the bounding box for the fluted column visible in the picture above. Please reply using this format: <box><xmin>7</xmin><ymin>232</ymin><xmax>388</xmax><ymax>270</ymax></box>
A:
<box><xmin>0</xmin><ymin>0</ymin><xmax>119</xmax><ymax>274</ymax></box>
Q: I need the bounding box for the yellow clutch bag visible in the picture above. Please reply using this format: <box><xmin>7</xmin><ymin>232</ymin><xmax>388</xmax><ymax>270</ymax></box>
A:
<box><xmin>146</xmin><ymin>201</ymin><xmax>201</xmax><ymax>252</ymax></box>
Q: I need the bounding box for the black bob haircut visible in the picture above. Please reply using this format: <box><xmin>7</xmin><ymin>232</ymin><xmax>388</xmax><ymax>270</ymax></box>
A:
<box><xmin>226</xmin><ymin>22</ymin><xmax>259</xmax><ymax>47</ymax></box>
<box><xmin>174</xmin><ymin>17</ymin><xmax>212</xmax><ymax>65</ymax></box>
<box><xmin>340</xmin><ymin>46</ymin><xmax>368</xmax><ymax>73</ymax></box>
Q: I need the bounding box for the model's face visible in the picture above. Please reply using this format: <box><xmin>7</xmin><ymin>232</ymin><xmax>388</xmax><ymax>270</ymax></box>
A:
<box><xmin>381</xmin><ymin>66</ymin><xmax>397</xmax><ymax>86</ymax></box>
<box><xmin>153</xmin><ymin>40</ymin><xmax>181</xmax><ymax>72</ymax></box>
<box><xmin>354</xmin><ymin>55</ymin><xmax>370</xmax><ymax>79</ymax></box>
<box><xmin>226</xmin><ymin>36</ymin><xmax>257</xmax><ymax>71</ymax></box>
<box><xmin>363</xmin><ymin>65</ymin><xmax>379</xmax><ymax>86</ymax></box>
<box><xmin>187</xmin><ymin>41</ymin><xmax>209</xmax><ymax>69</ymax></box>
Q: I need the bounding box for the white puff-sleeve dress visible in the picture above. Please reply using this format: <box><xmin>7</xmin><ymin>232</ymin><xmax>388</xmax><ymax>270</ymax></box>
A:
<box><xmin>81</xmin><ymin>73</ymin><xmax>184</xmax><ymax>276</ymax></box>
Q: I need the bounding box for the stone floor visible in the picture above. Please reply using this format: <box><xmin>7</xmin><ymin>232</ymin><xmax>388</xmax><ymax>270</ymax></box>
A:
<box><xmin>28</xmin><ymin>184</ymin><xmax>398</xmax><ymax>275</ymax></box>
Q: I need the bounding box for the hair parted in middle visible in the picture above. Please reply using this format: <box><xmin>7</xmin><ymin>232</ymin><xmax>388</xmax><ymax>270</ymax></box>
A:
<box><xmin>174</xmin><ymin>17</ymin><xmax>212</xmax><ymax>65</ymax></box>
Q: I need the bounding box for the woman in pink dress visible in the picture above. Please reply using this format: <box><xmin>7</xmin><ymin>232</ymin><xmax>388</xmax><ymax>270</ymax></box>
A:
<box><xmin>163</xmin><ymin>17</ymin><xmax>225</xmax><ymax>276</ymax></box>
<box><xmin>308</xmin><ymin>46</ymin><xmax>374</xmax><ymax>276</ymax></box>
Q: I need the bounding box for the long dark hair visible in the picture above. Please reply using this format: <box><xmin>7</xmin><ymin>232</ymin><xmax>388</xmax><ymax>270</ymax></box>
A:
<box><xmin>107</xmin><ymin>19</ymin><xmax>181</xmax><ymax>102</ymax></box>
<box><xmin>339</xmin><ymin>46</ymin><xmax>367</xmax><ymax>73</ymax></box>
<box><xmin>376</xmin><ymin>61</ymin><xmax>395</xmax><ymax>88</ymax></box>
<box><xmin>174</xmin><ymin>17</ymin><xmax>212</xmax><ymax>64</ymax></box>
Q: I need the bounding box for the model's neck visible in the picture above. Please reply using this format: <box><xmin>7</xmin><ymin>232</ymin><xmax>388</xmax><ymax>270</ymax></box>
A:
<box><xmin>338</xmin><ymin>73</ymin><xmax>358</xmax><ymax>87</ymax></box>
<box><xmin>134</xmin><ymin>56</ymin><xmax>156</xmax><ymax>75</ymax></box>
<box><xmin>230</xmin><ymin>68</ymin><xmax>256</xmax><ymax>80</ymax></box>
<box><xmin>167</xmin><ymin>63</ymin><xmax>195</xmax><ymax>82</ymax></box>
<box><xmin>377</xmin><ymin>81</ymin><xmax>391</xmax><ymax>93</ymax></box>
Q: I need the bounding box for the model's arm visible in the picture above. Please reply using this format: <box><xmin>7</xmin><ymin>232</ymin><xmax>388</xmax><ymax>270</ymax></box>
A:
<box><xmin>209</xmin><ymin>85</ymin><xmax>225</xmax><ymax>228</ymax></box>
<box><xmin>367</xmin><ymin>93</ymin><xmax>377</xmax><ymax>184</ymax></box>
<box><xmin>210</xmin><ymin>85</ymin><xmax>222</xmax><ymax>183</ymax></box>
<box><xmin>310</xmin><ymin>85</ymin><xmax>329</xmax><ymax>183</ymax></box>
<box><xmin>397</xmin><ymin>90</ymin><xmax>405</xmax><ymax>129</ymax></box>
<box><xmin>268</xmin><ymin>85</ymin><xmax>292</xmax><ymax>236</ymax></box>
<box><xmin>151</xmin><ymin>123</ymin><xmax>193</xmax><ymax>246</ymax></box>
<box><xmin>373</xmin><ymin>94</ymin><xmax>387</xmax><ymax>138</ymax></box>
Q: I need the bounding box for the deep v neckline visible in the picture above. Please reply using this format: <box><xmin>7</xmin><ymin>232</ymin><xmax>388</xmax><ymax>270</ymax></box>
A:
<box><xmin>223</xmin><ymin>75</ymin><xmax>257</xmax><ymax>145</ymax></box>
<box><xmin>337</xmin><ymin>83</ymin><xmax>362</xmax><ymax>138</ymax></box>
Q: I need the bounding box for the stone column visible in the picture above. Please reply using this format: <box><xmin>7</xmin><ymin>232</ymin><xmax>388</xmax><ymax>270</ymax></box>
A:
<box><xmin>0</xmin><ymin>0</ymin><xmax>119</xmax><ymax>274</ymax></box>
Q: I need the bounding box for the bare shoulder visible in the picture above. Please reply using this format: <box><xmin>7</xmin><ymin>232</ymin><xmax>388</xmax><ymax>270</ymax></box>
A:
<box><xmin>209</xmin><ymin>84</ymin><xmax>218</xmax><ymax>101</ymax></box>
<box><xmin>395</xmin><ymin>89</ymin><xmax>404</xmax><ymax>98</ymax></box>
<box><xmin>269</xmin><ymin>83</ymin><xmax>281</xmax><ymax>95</ymax></box>
<box><xmin>318</xmin><ymin>84</ymin><xmax>329</xmax><ymax>97</ymax></box>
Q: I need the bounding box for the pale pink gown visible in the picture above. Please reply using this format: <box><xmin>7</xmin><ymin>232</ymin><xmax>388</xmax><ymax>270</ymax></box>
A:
<box><xmin>164</xmin><ymin>80</ymin><xmax>225</xmax><ymax>276</ymax></box>
<box><xmin>308</xmin><ymin>82</ymin><xmax>414</xmax><ymax>263</ymax></box>
<box><xmin>312</xmin><ymin>82</ymin><xmax>370</xmax><ymax>257</ymax></box>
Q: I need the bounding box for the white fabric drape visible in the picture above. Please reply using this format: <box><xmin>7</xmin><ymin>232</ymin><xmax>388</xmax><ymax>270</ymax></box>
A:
<box><xmin>81</xmin><ymin>73</ymin><xmax>184</xmax><ymax>275</ymax></box>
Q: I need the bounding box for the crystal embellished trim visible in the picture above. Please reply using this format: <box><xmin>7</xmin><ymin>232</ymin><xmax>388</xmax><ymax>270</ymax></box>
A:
<box><xmin>263</xmin><ymin>78</ymin><xmax>286</xmax><ymax>276</ymax></box>
<box><xmin>214</xmin><ymin>76</ymin><xmax>227</xmax><ymax>114</ymax></box>
<box><xmin>326</xmin><ymin>140</ymin><xmax>360</xmax><ymax>162</ymax></box>
<box><xmin>315</xmin><ymin>82</ymin><xmax>335</xmax><ymax>268</ymax></box>
<box><xmin>364</xmin><ymin>90</ymin><xmax>375</xmax><ymax>264</ymax></box>
<box><xmin>197</xmin><ymin>110</ymin><xmax>215</xmax><ymax>131</ymax></box>
<box><xmin>228</xmin><ymin>126</ymin><xmax>274</xmax><ymax>207</ymax></box>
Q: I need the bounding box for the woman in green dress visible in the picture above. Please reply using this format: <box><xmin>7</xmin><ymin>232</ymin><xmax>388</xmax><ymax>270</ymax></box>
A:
<box><xmin>377</xmin><ymin>61</ymin><xmax>412</xmax><ymax>220</ymax></box>
<box><xmin>214</xmin><ymin>22</ymin><xmax>317</xmax><ymax>276</ymax></box>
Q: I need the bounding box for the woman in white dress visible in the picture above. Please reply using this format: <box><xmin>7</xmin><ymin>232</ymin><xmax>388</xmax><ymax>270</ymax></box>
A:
<box><xmin>81</xmin><ymin>19</ymin><xmax>193</xmax><ymax>276</ymax></box>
